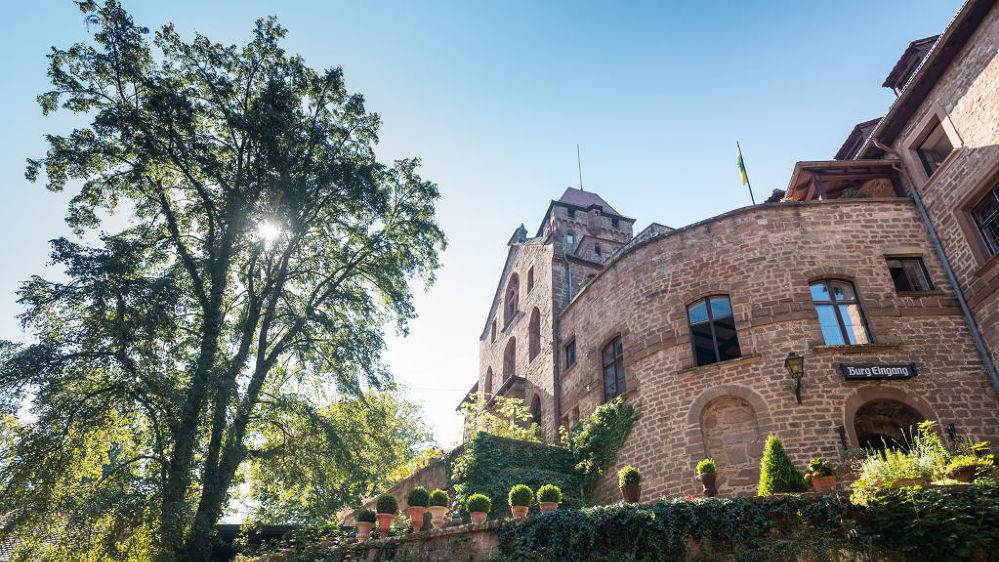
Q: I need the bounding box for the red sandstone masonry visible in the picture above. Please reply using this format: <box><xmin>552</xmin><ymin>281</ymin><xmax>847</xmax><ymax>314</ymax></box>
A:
<box><xmin>557</xmin><ymin>199</ymin><xmax>999</xmax><ymax>503</ymax></box>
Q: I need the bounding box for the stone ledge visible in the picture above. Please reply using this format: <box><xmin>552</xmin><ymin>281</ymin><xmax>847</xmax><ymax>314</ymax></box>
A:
<box><xmin>809</xmin><ymin>342</ymin><xmax>902</xmax><ymax>354</ymax></box>
<box><xmin>676</xmin><ymin>353</ymin><xmax>762</xmax><ymax>376</ymax></box>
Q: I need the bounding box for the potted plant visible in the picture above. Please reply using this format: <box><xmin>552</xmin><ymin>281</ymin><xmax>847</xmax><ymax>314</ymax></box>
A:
<box><xmin>466</xmin><ymin>493</ymin><xmax>492</xmax><ymax>525</ymax></box>
<box><xmin>618</xmin><ymin>465</ymin><xmax>642</xmax><ymax>503</ymax></box>
<box><xmin>757</xmin><ymin>434</ymin><xmax>807</xmax><ymax>495</ymax></box>
<box><xmin>427</xmin><ymin>488</ymin><xmax>450</xmax><ymax>529</ymax></box>
<box><xmin>696</xmin><ymin>458</ymin><xmax>718</xmax><ymax>497</ymax></box>
<box><xmin>355</xmin><ymin>509</ymin><xmax>376</xmax><ymax>542</ymax></box>
<box><xmin>537</xmin><ymin>484</ymin><xmax>562</xmax><ymax>513</ymax></box>
<box><xmin>508</xmin><ymin>484</ymin><xmax>533</xmax><ymax>519</ymax></box>
<box><xmin>804</xmin><ymin>458</ymin><xmax>837</xmax><ymax>492</ymax></box>
<box><xmin>945</xmin><ymin>454</ymin><xmax>994</xmax><ymax>483</ymax></box>
<box><xmin>406</xmin><ymin>486</ymin><xmax>430</xmax><ymax>533</ymax></box>
<box><xmin>375</xmin><ymin>493</ymin><xmax>398</xmax><ymax>534</ymax></box>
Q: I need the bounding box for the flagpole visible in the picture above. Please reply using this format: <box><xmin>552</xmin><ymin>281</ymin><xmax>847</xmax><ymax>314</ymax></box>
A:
<box><xmin>737</xmin><ymin>141</ymin><xmax>757</xmax><ymax>205</ymax></box>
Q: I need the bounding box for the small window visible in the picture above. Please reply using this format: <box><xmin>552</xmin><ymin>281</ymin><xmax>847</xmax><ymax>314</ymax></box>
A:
<box><xmin>601</xmin><ymin>336</ymin><xmax>625</xmax><ymax>402</ymax></box>
<box><xmin>503</xmin><ymin>337</ymin><xmax>517</xmax><ymax>379</ymax></box>
<box><xmin>886</xmin><ymin>257</ymin><xmax>933</xmax><ymax>292</ymax></box>
<box><xmin>611</xmin><ymin>217</ymin><xmax>619</xmax><ymax>228</ymax></box>
<box><xmin>528</xmin><ymin>308</ymin><xmax>541</xmax><ymax>360</ymax></box>
<box><xmin>810</xmin><ymin>280</ymin><xmax>871</xmax><ymax>346</ymax></box>
<box><xmin>571</xmin><ymin>406</ymin><xmax>579</xmax><ymax>426</ymax></box>
<box><xmin>504</xmin><ymin>274</ymin><xmax>519</xmax><ymax>327</ymax></box>
<box><xmin>567</xmin><ymin>208</ymin><xmax>576</xmax><ymax>219</ymax></box>
<box><xmin>491</xmin><ymin>320</ymin><xmax>496</xmax><ymax>342</ymax></box>
<box><xmin>564</xmin><ymin>339</ymin><xmax>576</xmax><ymax>369</ymax></box>
<box><xmin>687</xmin><ymin>295</ymin><xmax>742</xmax><ymax>366</ymax></box>
<box><xmin>972</xmin><ymin>184</ymin><xmax>999</xmax><ymax>257</ymax></box>
<box><xmin>527</xmin><ymin>267</ymin><xmax>535</xmax><ymax>292</ymax></box>
<box><xmin>561</xmin><ymin>414</ymin><xmax>569</xmax><ymax>429</ymax></box>
<box><xmin>530</xmin><ymin>395</ymin><xmax>542</xmax><ymax>425</ymax></box>
<box><xmin>916</xmin><ymin>118</ymin><xmax>954</xmax><ymax>177</ymax></box>
<box><xmin>566</xmin><ymin>232</ymin><xmax>575</xmax><ymax>246</ymax></box>
<box><xmin>595</xmin><ymin>244</ymin><xmax>602</xmax><ymax>257</ymax></box>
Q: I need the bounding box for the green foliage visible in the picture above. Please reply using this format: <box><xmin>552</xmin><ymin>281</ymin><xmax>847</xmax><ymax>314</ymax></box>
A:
<box><xmin>508</xmin><ymin>484</ymin><xmax>534</xmax><ymax>507</ymax></box>
<box><xmin>696</xmin><ymin>458</ymin><xmax>717</xmax><ymax>475</ymax></box>
<box><xmin>564</xmin><ymin>397</ymin><xmax>639</xmax><ymax>498</ymax></box>
<box><xmin>406</xmin><ymin>486</ymin><xmax>430</xmax><ymax>508</ymax></box>
<box><xmin>757</xmin><ymin>434</ymin><xmax>806</xmax><ymax>495</ymax></box>
<box><xmin>3</xmin><ymin>1</ymin><xmax>445</xmax><ymax>559</ymax></box>
<box><xmin>448</xmin><ymin>433</ymin><xmax>580</xmax><ymax>519</ymax></box>
<box><xmin>851</xmin><ymin>422</ymin><xmax>955</xmax><ymax>501</ymax></box>
<box><xmin>460</xmin><ymin>393</ymin><xmax>542</xmax><ymax>442</ymax></box>
<box><xmin>389</xmin><ymin>447</ymin><xmax>445</xmax><ymax>485</ymax></box>
<box><xmin>496</xmin><ymin>483</ymin><xmax>999</xmax><ymax>561</ymax></box>
<box><xmin>947</xmin><ymin>454</ymin><xmax>994</xmax><ymax>472</ymax></box>
<box><xmin>355</xmin><ymin>509</ymin><xmax>376</xmax><ymax>524</ymax></box>
<box><xmin>618</xmin><ymin>466</ymin><xmax>641</xmax><ymax>487</ymax></box>
<box><xmin>806</xmin><ymin>458</ymin><xmax>835</xmax><ymax>477</ymax></box>
<box><xmin>466</xmin><ymin>493</ymin><xmax>492</xmax><ymax>514</ymax></box>
<box><xmin>428</xmin><ymin>489</ymin><xmax>450</xmax><ymax>508</ymax></box>
<box><xmin>375</xmin><ymin>494</ymin><xmax>398</xmax><ymax>515</ymax></box>
<box><xmin>246</xmin><ymin>390</ymin><xmax>431</xmax><ymax>525</ymax></box>
<box><xmin>537</xmin><ymin>484</ymin><xmax>563</xmax><ymax>504</ymax></box>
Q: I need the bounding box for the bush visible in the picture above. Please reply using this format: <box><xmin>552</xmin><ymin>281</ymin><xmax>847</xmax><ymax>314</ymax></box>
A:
<box><xmin>806</xmin><ymin>458</ymin><xmax>836</xmax><ymax>477</ymax></box>
<box><xmin>509</xmin><ymin>484</ymin><xmax>534</xmax><ymax>507</ymax></box>
<box><xmin>537</xmin><ymin>484</ymin><xmax>563</xmax><ymax>504</ymax></box>
<box><xmin>757</xmin><ymin>434</ymin><xmax>806</xmax><ymax>495</ymax></box>
<box><xmin>466</xmin><ymin>493</ymin><xmax>492</xmax><ymax>514</ymax></box>
<box><xmin>948</xmin><ymin>454</ymin><xmax>994</xmax><ymax>472</ymax></box>
<box><xmin>406</xmin><ymin>486</ymin><xmax>430</xmax><ymax>507</ymax></box>
<box><xmin>355</xmin><ymin>508</ymin><xmax>376</xmax><ymax>523</ymax></box>
<box><xmin>696</xmin><ymin>458</ymin><xmax>716</xmax><ymax>475</ymax></box>
<box><xmin>429</xmin><ymin>488</ymin><xmax>449</xmax><ymax>507</ymax></box>
<box><xmin>618</xmin><ymin>465</ymin><xmax>641</xmax><ymax>487</ymax></box>
<box><xmin>375</xmin><ymin>494</ymin><xmax>398</xmax><ymax>515</ymax></box>
<box><xmin>563</xmin><ymin>397</ymin><xmax>640</xmax><ymax>497</ymax></box>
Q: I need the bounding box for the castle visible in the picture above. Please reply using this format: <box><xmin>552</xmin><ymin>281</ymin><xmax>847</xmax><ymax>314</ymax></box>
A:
<box><xmin>462</xmin><ymin>0</ymin><xmax>999</xmax><ymax>501</ymax></box>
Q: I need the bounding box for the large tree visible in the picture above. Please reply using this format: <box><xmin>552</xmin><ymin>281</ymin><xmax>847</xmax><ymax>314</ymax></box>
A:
<box><xmin>0</xmin><ymin>1</ymin><xmax>445</xmax><ymax>560</ymax></box>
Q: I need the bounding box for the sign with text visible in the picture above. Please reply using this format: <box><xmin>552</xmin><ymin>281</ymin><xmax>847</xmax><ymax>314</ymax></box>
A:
<box><xmin>839</xmin><ymin>363</ymin><xmax>917</xmax><ymax>380</ymax></box>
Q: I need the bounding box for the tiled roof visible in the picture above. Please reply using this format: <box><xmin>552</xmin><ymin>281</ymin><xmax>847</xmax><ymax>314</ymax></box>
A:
<box><xmin>557</xmin><ymin>187</ymin><xmax>623</xmax><ymax>217</ymax></box>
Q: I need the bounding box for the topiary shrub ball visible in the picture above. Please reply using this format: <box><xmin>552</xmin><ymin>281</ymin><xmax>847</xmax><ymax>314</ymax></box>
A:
<box><xmin>757</xmin><ymin>434</ymin><xmax>806</xmax><ymax>495</ymax></box>
<box><xmin>696</xmin><ymin>458</ymin><xmax>717</xmax><ymax>475</ymax></box>
<box><xmin>407</xmin><ymin>485</ymin><xmax>430</xmax><ymax>507</ymax></box>
<box><xmin>375</xmin><ymin>493</ymin><xmax>399</xmax><ymax>515</ymax></box>
<box><xmin>537</xmin><ymin>484</ymin><xmax>563</xmax><ymax>504</ymax></box>
<box><xmin>429</xmin><ymin>488</ymin><xmax>450</xmax><ymax>507</ymax></box>
<box><xmin>466</xmin><ymin>493</ymin><xmax>492</xmax><ymax>514</ymax></box>
<box><xmin>619</xmin><ymin>465</ymin><xmax>642</xmax><ymax>487</ymax></box>
<box><xmin>508</xmin><ymin>484</ymin><xmax>534</xmax><ymax>507</ymax></box>
<box><xmin>355</xmin><ymin>508</ymin><xmax>376</xmax><ymax>523</ymax></box>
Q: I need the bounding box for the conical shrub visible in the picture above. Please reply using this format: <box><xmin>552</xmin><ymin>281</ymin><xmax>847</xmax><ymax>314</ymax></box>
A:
<box><xmin>757</xmin><ymin>434</ymin><xmax>806</xmax><ymax>495</ymax></box>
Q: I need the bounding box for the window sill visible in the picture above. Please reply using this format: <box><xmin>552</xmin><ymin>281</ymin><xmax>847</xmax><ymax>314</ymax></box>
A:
<box><xmin>677</xmin><ymin>354</ymin><xmax>761</xmax><ymax>376</ymax></box>
<box><xmin>894</xmin><ymin>289</ymin><xmax>945</xmax><ymax>298</ymax></box>
<box><xmin>810</xmin><ymin>342</ymin><xmax>901</xmax><ymax>355</ymax></box>
<box><xmin>560</xmin><ymin>363</ymin><xmax>578</xmax><ymax>379</ymax></box>
<box><xmin>501</xmin><ymin>311</ymin><xmax>524</xmax><ymax>334</ymax></box>
<box><xmin>973</xmin><ymin>253</ymin><xmax>999</xmax><ymax>280</ymax></box>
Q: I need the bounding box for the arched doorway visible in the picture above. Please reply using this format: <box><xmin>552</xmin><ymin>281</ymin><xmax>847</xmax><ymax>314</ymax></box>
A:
<box><xmin>853</xmin><ymin>399</ymin><xmax>924</xmax><ymax>451</ymax></box>
<box><xmin>530</xmin><ymin>395</ymin><xmax>542</xmax><ymax>426</ymax></box>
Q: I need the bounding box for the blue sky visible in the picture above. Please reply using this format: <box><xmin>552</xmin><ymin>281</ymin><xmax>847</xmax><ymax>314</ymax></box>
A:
<box><xmin>0</xmin><ymin>1</ymin><xmax>962</xmax><ymax>446</ymax></box>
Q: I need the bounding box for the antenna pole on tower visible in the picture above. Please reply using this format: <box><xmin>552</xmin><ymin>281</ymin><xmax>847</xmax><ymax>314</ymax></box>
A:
<box><xmin>577</xmin><ymin>144</ymin><xmax>584</xmax><ymax>191</ymax></box>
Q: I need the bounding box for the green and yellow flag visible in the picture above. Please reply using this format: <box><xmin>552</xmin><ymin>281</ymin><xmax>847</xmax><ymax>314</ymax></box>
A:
<box><xmin>736</xmin><ymin>142</ymin><xmax>749</xmax><ymax>186</ymax></box>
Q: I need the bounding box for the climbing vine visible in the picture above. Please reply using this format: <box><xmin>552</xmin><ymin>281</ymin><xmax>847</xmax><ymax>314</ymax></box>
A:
<box><xmin>562</xmin><ymin>397</ymin><xmax>639</xmax><ymax>501</ymax></box>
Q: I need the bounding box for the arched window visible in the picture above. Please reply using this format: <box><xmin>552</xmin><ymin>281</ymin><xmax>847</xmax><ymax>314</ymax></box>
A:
<box><xmin>530</xmin><ymin>395</ymin><xmax>542</xmax><ymax>426</ymax></box>
<box><xmin>484</xmin><ymin>367</ymin><xmax>493</xmax><ymax>395</ymax></box>
<box><xmin>491</xmin><ymin>319</ymin><xmax>497</xmax><ymax>342</ymax></box>
<box><xmin>528</xmin><ymin>308</ymin><xmax>541</xmax><ymax>360</ymax></box>
<box><xmin>503</xmin><ymin>337</ymin><xmax>516</xmax><ymax>379</ymax></box>
<box><xmin>595</xmin><ymin>243</ymin><xmax>602</xmax><ymax>257</ymax></box>
<box><xmin>504</xmin><ymin>274</ymin><xmax>520</xmax><ymax>327</ymax></box>
<box><xmin>810</xmin><ymin>280</ymin><xmax>870</xmax><ymax>346</ymax></box>
<box><xmin>527</xmin><ymin>267</ymin><xmax>535</xmax><ymax>292</ymax></box>
<box><xmin>687</xmin><ymin>295</ymin><xmax>742</xmax><ymax>366</ymax></box>
<box><xmin>602</xmin><ymin>336</ymin><xmax>625</xmax><ymax>402</ymax></box>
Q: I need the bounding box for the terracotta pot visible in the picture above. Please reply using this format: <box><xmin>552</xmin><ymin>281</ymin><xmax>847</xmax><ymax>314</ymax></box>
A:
<box><xmin>810</xmin><ymin>474</ymin><xmax>837</xmax><ymax>492</ymax></box>
<box><xmin>407</xmin><ymin>506</ymin><xmax>427</xmax><ymax>533</ymax></box>
<box><xmin>428</xmin><ymin>506</ymin><xmax>449</xmax><ymax>529</ymax></box>
<box><xmin>539</xmin><ymin>501</ymin><xmax>559</xmax><ymax>513</ymax></box>
<box><xmin>376</xmin><ymin>513</ymin><xmax>394</xmax><ymax>534</ymax></box>
<box><xmin>510</xmin><ymin>505</ymin><xmax>529</xmax><ymax>519</ymax></box>
<box><xmin>355</xmin><ymin>521</ymin><xmax>373</xmax><ymax>541</ymax></box>
<box><xmin>890</xmin><ymin>476</ymin><xmax>930</xmax><ymax>488</ymax></box>
<box><xmin>470</xmin><ymin>511</ymin><xmax>488</xmax><ymax>524</ymax></box>
<box><xmin>946</xmin><ymin>465</ymin><xmax>981</xmax><ymax>483</ymax></box>
<box><xmin>699</xmin><ymin>472</ymin><xmax>717</xmax><ymax>497</ymax></box>
<box><xmin>621</xmin><ymin>483</ymin><xmax>641</xmax><ymax>503</ymax></box>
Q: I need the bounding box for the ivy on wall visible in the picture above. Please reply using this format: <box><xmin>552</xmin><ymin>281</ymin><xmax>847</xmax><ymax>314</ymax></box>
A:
<box><xmin>496</xmin><ymin>483</ymin><xmax>999</xmax><ymax>561</ymax></box>
<box><xmin>562</xmin><ymin>397</ymin><xmax>639</xmax><ymax>501</ymax></box>
<box><xmin>447</xmin><ymin>433</ymin><xmax>581</xmax><ymax>519</ymax></box>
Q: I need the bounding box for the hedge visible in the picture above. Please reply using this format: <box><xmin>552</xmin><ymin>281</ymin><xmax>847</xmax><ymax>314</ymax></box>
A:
<box><xmin>497</xmin><ymin>483</ymin><xmax>999</xmax><ymax>561</ymax></box>
<box><xmin>448</xmin><ymin>433</ymin><xmax>581</xmax><ymax>519</ymax></box>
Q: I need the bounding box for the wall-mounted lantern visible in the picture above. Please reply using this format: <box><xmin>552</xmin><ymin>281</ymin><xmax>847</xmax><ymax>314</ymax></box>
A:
<box><xmin>784</xmin><ymin>351</ymin><xmax>805</xmax><ymax>404</ymax></box>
